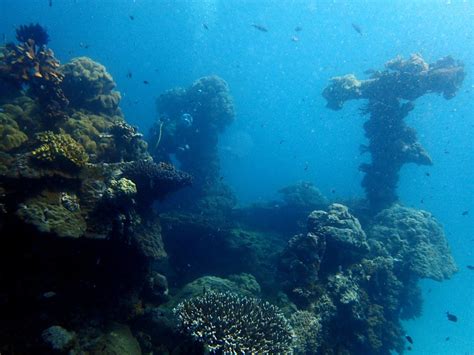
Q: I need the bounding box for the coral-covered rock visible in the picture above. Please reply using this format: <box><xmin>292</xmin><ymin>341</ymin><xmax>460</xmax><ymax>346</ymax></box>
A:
<box><xmin>368</xmin><ymin>204</ymin><xmax>457</xmax><ymax>281</ymax></box>
<box><xmin>278</xmin><ymin>181</ymin><xmax>328</xmax><ymax>211</ymax></box>
<box><xmin>41</xmin><ymin>325</ymin><xmax>76</xmax><ymax>352</ymax></box>
<box><xmin>60</xmin><ymin>57</ymin><xmax>121</xmax><ymax>115</ymax></box>
<box><xmin>290</xmin><ymin>310</ymin><xmax>322</xmax><ymax>354</ymax></box>
<box><xmin>308</xmin><ymin>203</ymin><xmax>370</xmax><ymax>267</ymax></box>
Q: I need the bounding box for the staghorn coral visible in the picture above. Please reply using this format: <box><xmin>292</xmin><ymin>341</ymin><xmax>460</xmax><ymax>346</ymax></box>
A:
<box><xmin>60</xmin><ymin>57</ymin><xmax>121</xmax><ymax>115</ymax></box>
<box><xmin>174</xmin><ymin>291</ymin><xmax>294</xmax><ymax>354</ymax></box>
<box><xmin>368</xmin><ymin>204</ymin><xmax>457</xmax><ymax>281</ymax></box>
<box><xmin>31</xmin><ymin>131</ymin><xmax>89</xmax><ymax>169</ymax></box>
<box><xmin>322</xmin><ymin>54</ymin><xmax>465</xmax><ymax>212</ymax></box>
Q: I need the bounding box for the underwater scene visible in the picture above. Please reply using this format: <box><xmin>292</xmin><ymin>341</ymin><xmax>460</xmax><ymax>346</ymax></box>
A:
<box><xmin>0</xmin><ymin>0</ymin><xmax>473</xmax><ymax>354</ymax></box>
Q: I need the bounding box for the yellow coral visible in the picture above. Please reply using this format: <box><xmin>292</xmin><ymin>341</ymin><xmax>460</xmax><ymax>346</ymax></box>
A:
<box><xmin>31</xmin><ymin>131</ymin><xmax>89</xmax><ymax>168</ymax></box>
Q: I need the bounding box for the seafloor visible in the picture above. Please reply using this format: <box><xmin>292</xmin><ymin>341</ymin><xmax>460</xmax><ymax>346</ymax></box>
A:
<box><xmin>0</xmin><ymin>24</ymin><xmax>464</xmax><ymax>354</ymax></box>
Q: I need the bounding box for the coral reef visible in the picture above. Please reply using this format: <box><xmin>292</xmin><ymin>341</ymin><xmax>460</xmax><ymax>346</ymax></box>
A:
<box><xmin>60</xmin><ymin>56</ymin><xmax>121</xmax><ymax>115</ymax></box>
<box><xmin>323</xmin><ymin>54</ymin><xmax>465</xmax><ymax>212</ymax></box>
<box><xmin>0</xmin><ymin>25</ymin><xmax>191</xmax><ymax>354</ymax></box>
<box><xmin>174</xmin><ymin>291</ymin><xmax>294</xmax><ymax>354</ymax></box>
<box><xmin>279</xmin><ymin>180</ymin><xmax>328</xmax><ymax>211</ymax></box>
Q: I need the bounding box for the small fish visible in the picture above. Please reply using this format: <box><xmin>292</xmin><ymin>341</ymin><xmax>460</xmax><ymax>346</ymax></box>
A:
<box><xmin>445</xmin><ymin>337</ymin><xmax>450</xmax><ymax>341</ymax></box>
<box><xmin>407</xmin><ymin>346</ymin><xmax>412</xmax><ymax>351</ymax></box>
<box><xmin>126</xmin><ymin>71</ymin><xmax>132</xmax><ymax>79</ymax></box>
<box><xmin>49</xmin><ymin>0</ymin><xmax>52</xmax><ymax>7</ymax></box>
<box><xmin>143</xmin><ymin>80</ymin><xmax>149</xmax><ymax>85</ymax></box>
<box><xmin>79</xmin><ymin>42</ymin><xmax>90</xmax><ymax>49</ymax></box>
<box><xmin>352</xmin><ymin>23</ymin><xmax>362</xmax><ymax>35</ymax></box>
<box><xmin>405</xmin><ymin>335</ymin><xmax>414</xmax><ymax>344</ymax></box>
<box><xmin>467</xmin><ymin>265</ymin><xmax>474</xmax><ymax>270</ymax></box>
<box><xmin>446</xmin><ymin>312</ymin><xmax>458</xmax><ymax>322</ymax></box>
<box><xmin>279</xmin><ymin>139</ymin><xmax>285</xmax><ymax>144</ymax></box>
<box><xmin>304</xmin><ymin>163</ymin><xmax>309</xmax><ymax>171</ymax></box>
<box><xmin>294</xmin><ymin>26</ymin><xmax>302</xmax><ymax>32</ymax></box>
<box><xmin>462</xmin><ymin>210</ymin><xmax>469</xmax><ymax>216</ymax></box>
<box><xmin>252</xmin><ymin>24</ymin><xmax>268</xmax><ymax>32</ymax></box>
<box><xmin>425</xmin><ymin>172</ymin><xmax>430</xmax><ymax>177</ymax></box>
<box><xmin>291</xmin><ymin>36</ymin><xmax>299</xmax><ymax>42</ymax></box>
<box><xmin>202</xmin><ymin>23</ymin><xmax>209</xmax><ymax>30</ymax></box>
<box><xmin>331</xmin><ymin>189</ymin><xmax>336</xmax><ymax>194</ymax></box>
<box><xmin>129</xmin><ymin>15</ymin><xmax>135</xmax><ymax>20</ymax></box>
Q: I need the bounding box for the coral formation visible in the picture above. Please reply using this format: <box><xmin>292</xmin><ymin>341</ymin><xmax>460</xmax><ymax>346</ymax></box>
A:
<box><xmin>31</xmin><ymin>131</ymin><xmax>89</xmax><ymax>169</ymax></box>
<box><xmin>323</xmin><ymin>54</ymin><xmax>465</xmax><ymax>212</ymax></box>
<box><xmin>368</xmin><ymin>204</ymin><xmax>457</xmax><ymax>281</ymax></box>
<box><xmin>174</xmin><ymin>291</ymin><xmax>294</xmax><ymax>354</ymax></box>
<box><xmin>278</xmin><ymin>181</ymin><xmax>328</xmax><ymax>211</ymax></box>
<box><xmin>149</xmin><ymin>75</ymin><xmax>236</xmax><ymax>215</ymax></box>
<box><xmin>60</xmin><ymin>56</ymin><xmax>121</xmax><ymax>115</ymax></box>
<box><xmin>0</xmin><ymin>24</ymin><xmax>68</xmax><ymax>122</ymax></box>
<box><xmin>121</xmin><ymin>159</ymin><xmax>192</xmax><ymax>206</ymax></box>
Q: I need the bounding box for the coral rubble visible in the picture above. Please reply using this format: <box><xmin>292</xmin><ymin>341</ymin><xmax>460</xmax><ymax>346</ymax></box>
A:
<box><xmin>323</xmin><ymin>54</ymin><xmax>465</xmax><ymax>212</ymax></box>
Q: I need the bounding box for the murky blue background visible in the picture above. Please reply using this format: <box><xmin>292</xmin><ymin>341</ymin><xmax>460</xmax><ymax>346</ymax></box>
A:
<box><xmin>1</xmin><ymin>0</ymin><xmax>473</xmax><ymax>353</ymax></box>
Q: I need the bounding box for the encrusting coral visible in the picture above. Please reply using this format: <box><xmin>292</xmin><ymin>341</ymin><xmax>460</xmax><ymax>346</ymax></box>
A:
<box><xmin>323</xmin><ymin>54</ymin><xmax>465</xmax><ymax>212</ymax></box>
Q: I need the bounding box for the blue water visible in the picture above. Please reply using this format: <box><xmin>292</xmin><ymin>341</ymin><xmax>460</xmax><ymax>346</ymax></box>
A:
<box><xmin>1</xmin><ymin>0</ymin><xmax>473</xmax><ymax>353</ymax></box>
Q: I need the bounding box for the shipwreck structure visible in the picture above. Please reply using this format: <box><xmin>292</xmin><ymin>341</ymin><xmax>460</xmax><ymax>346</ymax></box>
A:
<box><xmin>323</xmin><ymin>54</ymin><xmax>465</xmax><ymax>212</ymax></box>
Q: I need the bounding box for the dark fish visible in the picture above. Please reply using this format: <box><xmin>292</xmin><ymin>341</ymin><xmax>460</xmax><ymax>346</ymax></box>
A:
<box><xmin>425</xmin><ymin>172</ymin><xmax>430</xmax><ymax>177</ymax></box>
<box><xmin>405</xmin><ymin>335</ymin><xmax>414</xmax><ymax>344</ymax></box>
<box><xmin>331</xmin><ymin>189</ymin><xmax>336</xmax><ymax>194</ymax></box>
<box><xmin>279</xmin><ymin>139</ymin><xmax>285</xmax><ymax>144</ymax></box>
<box><xmin>445</xmin><ymin>336</ymin><xmax>450</xmax><ymax>341</ymax></box>
<box><xmin>446</xmin><ymin>312</ymin><xmax>458</xmax><ymax>322</ymax></box>
<box><xmin>467</xmin><ymin>265</ymin><xmax>474</xmax><ymax>270</ymax></box>
<box><xmin>143</xmin><ymin>80</ymin><xmax>149</xmax><ymax>85</ymax></box>
<box><xmin>49</xmin><ymin>0</ymin><xmax>52</xmax><ymax>7</ymax></box>
<box><xmin>462</xmin><ymin>210</ymin><xmax>469</xmax><ymax>216</ymax></box>
<box><xmin>202</xmin><ymin>23</ymin><xmax>209</xmax><ymax>30</ymax></box>
<box><xmin>252</xmin><ymin>24</ymin><xmax>268</xmax><ymax>32</ymax></box>
<box><xmin>294</xmin><ymin>26</ymin><xmax>302</xmax><ymax>32</ymax></box>
<box><xmin>126</xmin><ymin>71</ymin><xmax>132</xmax><ymax>79</ymax></box>
<box><xmin>352</xmin><ymin>23</ymin><xmax>362</xmax><ymax>35</ymax></box>
<box><xmin>407</xmin><ymin>346</ymin><xmax>412</xmax><ymax>351</ymax></box>
<box><xmin>129</xmin><ymin>15</ymin><xmax>135</xmax><ymax>20</ymax></box>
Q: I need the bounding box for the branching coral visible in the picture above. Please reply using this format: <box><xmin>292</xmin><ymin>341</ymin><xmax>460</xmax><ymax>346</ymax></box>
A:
<box><xmin>174</xmin><ymin>291</ymin><xmax>294</xmax><ymax>354</ymax></box>
<box><xmin>322</xmin><ymin>54</ymin><xmax>465</xmax><ymax>212</ymax></box>
<box><xmin>31</xmin><ymin>131</ymin><xmax>89</xmax><ymax>169</ymax></box>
